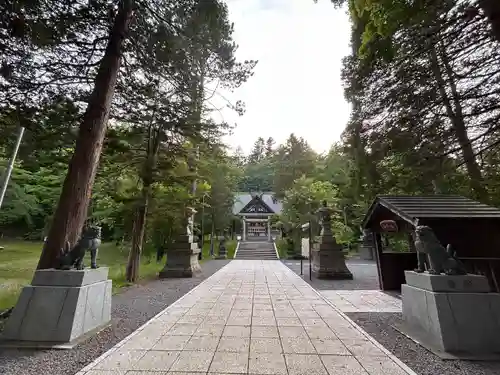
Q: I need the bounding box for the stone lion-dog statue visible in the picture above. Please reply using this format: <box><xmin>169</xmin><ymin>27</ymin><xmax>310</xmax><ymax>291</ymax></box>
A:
<box><xmin>414</xmin><ymin>225</ymin><xmax>466</xmax><ymax>275</ymax></box>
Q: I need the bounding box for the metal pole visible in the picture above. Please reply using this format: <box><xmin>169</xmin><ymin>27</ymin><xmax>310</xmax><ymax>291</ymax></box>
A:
<box><xmin>200</xmin><ymin>193</ymin><xmax>205</xmax><ymax>259</ymax></box>
<box><xmin>0</xmin><ymin>126</ymin><xmax>25</xmax><ymax>210</ymax></box>
<box><xmin>308</xmin><ymin>220</ymin><xmax>312</xmax><ymax>281</ymax></box>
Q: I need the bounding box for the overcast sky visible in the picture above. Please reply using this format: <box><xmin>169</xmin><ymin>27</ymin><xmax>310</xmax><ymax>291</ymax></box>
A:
<box><xmin>209</xmin><ymin>0</ymin><xmax>352</xmax><ymax>155</ymax></box>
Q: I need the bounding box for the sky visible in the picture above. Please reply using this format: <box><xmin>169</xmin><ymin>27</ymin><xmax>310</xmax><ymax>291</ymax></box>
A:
<box><xmin>210</xmin><ymin>0</ymin><xmax>352</xmax><ymax>155</ymax></box>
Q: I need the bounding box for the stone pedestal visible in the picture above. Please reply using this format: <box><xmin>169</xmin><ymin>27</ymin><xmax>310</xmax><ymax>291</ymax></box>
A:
<box><xmin>358</xmin><ymin>229</ymin><xmax>374</xmax><ymax>260</ymax></box>
<box><xmin>159</xmin><ymin>235</ymin><xmax>202</xmax><ymax>278</ymax></box>
<box><xmin>312</xmin><ymin>236</ymin><xmax>353</xmax><ymax>279</ymax></box>
<box><xmin>1</xmin><ymin>268</ymin><xmax>112</xmax><ymax>349</ymax></box>
<box><xmin>400</xmin><ymin>271</ymin><xmax>500</xmax><ymax>358</ymax></box>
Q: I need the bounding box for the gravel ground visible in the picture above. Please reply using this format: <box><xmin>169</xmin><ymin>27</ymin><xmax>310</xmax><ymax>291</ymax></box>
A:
<box><xmin>0</xmin><ymin>259</ymin><xmax>230</xmax><ymax>375</ymax></box>
<box><xmin>348</xmin><ymin>312</ymin><xmax>500</xmax><ymax>375</ymax></box>
<box><xmin>283</xmin><ymin>258</ymin><xmax>380</xmax><ymax>290</ymax></box>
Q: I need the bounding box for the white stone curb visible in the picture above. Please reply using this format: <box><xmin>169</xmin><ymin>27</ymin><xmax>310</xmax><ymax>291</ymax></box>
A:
<box><xmin>273</xmin><ymin>241</ymin><xmax>280</xmax><ymax>259</ymax></box>
<box><xmin>233</xmin><ymin>241</ymin><xmax>240</xmax><ymax>258</ymax></box>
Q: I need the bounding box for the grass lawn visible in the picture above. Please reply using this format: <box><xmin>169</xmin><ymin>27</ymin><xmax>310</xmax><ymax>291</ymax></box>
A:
<box><xmin>0</xmin><ymin>239</ymin><xmax>237</xmax><ymax>311</ymax></box>
<box><xmin>274</xmin><ymin>238</ymin><xmax>288</xmax><ymax>259</ymax></box>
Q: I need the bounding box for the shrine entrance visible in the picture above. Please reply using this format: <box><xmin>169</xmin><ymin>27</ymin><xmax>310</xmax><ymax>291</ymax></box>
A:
<box><xmin>233</xmin><ymin>192</ymin><xmax>280</xmax><ymax>242</ymax></box>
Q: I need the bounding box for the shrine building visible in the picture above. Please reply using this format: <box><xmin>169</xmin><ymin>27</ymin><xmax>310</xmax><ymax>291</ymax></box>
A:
<box><xmin>232</xmin><ymin>192</ymin><xmax>282</xmax><ymax>241</ymax></box>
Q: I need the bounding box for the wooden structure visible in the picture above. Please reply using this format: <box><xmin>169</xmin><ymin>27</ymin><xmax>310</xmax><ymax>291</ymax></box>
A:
<box><xmin>362</xmin><ymin>195</ymin><xmax>500</xmax><ymax>292</ymax></box>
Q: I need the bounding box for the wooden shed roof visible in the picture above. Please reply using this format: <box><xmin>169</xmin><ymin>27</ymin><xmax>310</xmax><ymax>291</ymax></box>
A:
<box><xmin>362</xmin><ymin>195</ymin><xmax>500</xmax><ymax>228</ymax></box>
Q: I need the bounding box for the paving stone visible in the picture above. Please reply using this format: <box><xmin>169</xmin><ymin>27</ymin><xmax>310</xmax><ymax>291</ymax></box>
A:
<box><xmin>343</xmin><ymin>339</ymin><xmax>387</xmax><ymax>357</ymax></box>
<box><xmin>204</xmin><ymin>316</ymin><xmax>228</xmax><ymax>325</ymax></box>
<box><xmin>120</xmin><ymin>334</ymin><xmax>161</xmax><ymax>351</ymax></box>
<box><xmin>252</xmin><ymin>316</ymin><xmax>277</xmax><ymax>326</ymax></box>
<box><xmin>168</xmin><ymin>323</ymin><xmax>199</xmax><ymax>336</ymax></box>
<box><xmin>274</xmin><ymin>309</ymin><xmax>298</xmax><ymax>318</ymax></box>
<box><xmin>209</xmin><ymin>351</ymin><xmax>249</xmax><ymax>373</ymax></box>
<box><xmin>305</xmin><ymin>326</ymin><xmax>338</xmax><ymax>339</ymax></box>
<box><xmin>195</xmin><ymin>324</ymin><xmax>225</xmax><ymax>336</ymax></box>
<box><xmin>250</xmin><ymin>337</ymin><xmax>282</xmax><ymax>353</ymax></box>
<box><xmin>312</xmin><ymin>338</ymin><xmax>351</xmax><ymax>355</ymax></box>
<box><xmin>133</xmin><ymin>350</ymin><xmax>180</xmax><ymax>371</ymax></box>
<box><xmin>321</xmin><ymin>355</ymin><xmax>369</xmax><ymax>374</ymax></box>
<box><xmin>227</xmin><ymin>315</ymin><xmax>252</xmax><ymax>325</ymax></box>
<box><xmin>285</xmin><ymin>354</ymin><xmax>328</xmax><ymax>375</ymax></box>
<box><xmin>251</xmin><ymin>325</ymin><xmax>279</xmax><ymax>338</ymax></box>
<box><xmin>229</xmin><ymin>309</ymin><xmax>252</xmax><ymax>318</ymax></box>
<box><xmin>170</xmin><ymin>350</ymin><xmax>215</xmax><ymax>372</ymax></box>
<box><xmin>249</xmin><ymin>353</ymin><xmax>287</xmax><ymax>375</ymax></box>
<box><xmin>296</xmin><ymin>310</ymin><xmax>321</xmax><ymax>318</ymax></box>
<box><xmin>94</xmin><ymin>349</ymin><xmax>146</xmax><ymax>370</ymax></box>
<box><xmin>152</xmin><ymin>335</ymin><xmax>191</xmax><ymax>351</ymax></box>
<box><xmin>276</xmin><ymin>317</ymin><xmax>302</xmax><ymax>326</ymax></box>
<box><xmin>356</xmin><ymin>357</ymin><xmax>410</xmax><ymax>375</ymax></box>
<box><xmin>252</xmin><ymin>309</ymin><xmax>275</xmax><ymax>318</ymax></box>
<box><xmin>176</xmin><ymin>315</ymin><xmax>205</xmax><ymax>325</ymax></box>
<box><xmin>331</xmin><ymin>325</ymin><xmax>368</xmax><ymax>340</ymax></box>
<box><xmin>300</xmin><ymin>317</ymin><xmax>328</xmax><ymax>327</ymax></box>
<box><xmin>217</xmin><ymin>337</ymin><xmax>250</xmax><ymax>352</ymax></box>
<box><xmin>184</xmin><ymin>335</ymin><xmax>220</xmax><ymax>351</ymax></box>
<box><xmin>223</xmin><ymin>325</ymin><xmax>251</xmax><ymax>337</ymax></box>
<box><xmin>278</xmin><ymin>326</ymin><xmax>308</xmax><ymax>338</ymax></box>
<box><xmin>281</xmin><ymin>336</ymin><xmax>316</xmax><ymax>354</ymax></box>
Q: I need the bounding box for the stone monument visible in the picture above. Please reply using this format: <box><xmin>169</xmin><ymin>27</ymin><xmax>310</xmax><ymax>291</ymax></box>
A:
<box><xmin>358</xmin><ymin>229</ymin><xmax>375</xmax><ymax>260</ymax></box>
<box><xmin>311</xmin><ymin>200</ymin><xmax>353</xmax><ymax>279</ymax></box>
<box><xmin>159</xmin><ymin>207</ymin><xmax>201</xmax><ymax>278</ymax></box>
<box><xmin>216</xmin><ymin>235</ymin><xmax>227</xmax><ymax>259</ymax></box>
<box><xmin>1</xmin><ymin>228</ymin><xmax>111</xmax><ymax>349</ymax></box>
<box><xmin>399</xmin><ymin>225</ymin><xmax>500</xmax><ymax>358</ymax></box>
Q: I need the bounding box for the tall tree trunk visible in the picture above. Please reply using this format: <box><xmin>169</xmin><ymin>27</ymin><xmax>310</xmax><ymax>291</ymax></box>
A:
<box><xmin>479</xmin><ymin>0</ymin><xmax>500</xmax><ymax>44</ymax></box>
<box><xmin>429</xmin><ymin>45</ymin><xmax>487</xmax><ymax>200</ymax></box>
<box><xmin>37</xmin><ymin>1</ymin><xmax>134</xmax><ymax>270</ymax></box>
<box><xmin>126</xmin><ymin>184</ymin><xmax>150</xmax><ymax>282</ymax></box>
<box><xmin>126</xmin><ymin>124</ymin><xmax>161</xmax><ymax>282</ymax></box>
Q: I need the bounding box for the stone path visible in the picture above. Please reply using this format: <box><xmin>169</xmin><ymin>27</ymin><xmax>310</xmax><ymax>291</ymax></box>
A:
<box><xmin>320</xmin><ymin>290</ymin><xmax>402</xmax><ymax>313</ymax></box>
<box><xmin>77</xmin><ymin>260</ymin><xmax>416</xmax><ymax>375</ymax></box>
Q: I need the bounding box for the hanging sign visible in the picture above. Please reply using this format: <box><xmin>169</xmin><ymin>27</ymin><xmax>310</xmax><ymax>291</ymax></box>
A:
<box><xmin>380</xmin><ymin>220</ymin><xmax>398</xmax><ymax>232</ymax></box>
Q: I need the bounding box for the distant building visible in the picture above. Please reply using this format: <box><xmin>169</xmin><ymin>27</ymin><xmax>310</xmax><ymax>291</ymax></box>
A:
<box><xmin>233</xmin><ymin>192</ymin><xmax>282</xmax><ymax>241</ymax></box>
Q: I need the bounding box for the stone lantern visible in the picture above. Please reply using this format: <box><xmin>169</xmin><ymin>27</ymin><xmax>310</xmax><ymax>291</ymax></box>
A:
<box><xmin>159</xmin><ymin>207</ymin><xmax>201</xmax><ymax>278</ymax></box>
<box><xmin>311</xmin><ymin>200</ymin><xmax>353</xmax><ymax>279</ymax></box>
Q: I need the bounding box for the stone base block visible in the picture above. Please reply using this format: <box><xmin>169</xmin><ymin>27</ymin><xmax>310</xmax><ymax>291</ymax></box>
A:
<box><xmin>1</xmin><ymin>268</ymin><xmax>112</xmax><ymax>348</ymax></box>
<box><xmin>404</xmin><ymin>270</ymin><xmax>490</xmax><ymax>293</ymax></box>
<box><xmin>358</xmin><ymin>245</ymin><xmax>374</xmax><ymax>260</ymax></box>
<box><xmin>312</xmin><ymin>249</ymin><xmax>353</xmax><ymax>280</ymax></box>
<box><xmin>402</xmin><ymin>283</ymin><xmax>500</xmax><ymax>356</ymax></box>
<box><xmin>159</xmin><ymin>248</ymin><xmax>201</xmax><ymax>278</ymax></box>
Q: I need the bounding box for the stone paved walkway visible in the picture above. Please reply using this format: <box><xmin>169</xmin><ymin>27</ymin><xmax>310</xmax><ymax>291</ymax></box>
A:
<box><xmin>77</xmin><ymin>260</ymin><xmax>416</xmax><ymax>375</ymax></box>
<box><xmin>320</xmin><ymin>290</ymin><xmax>402</xmax><ymax>313</ymax></box>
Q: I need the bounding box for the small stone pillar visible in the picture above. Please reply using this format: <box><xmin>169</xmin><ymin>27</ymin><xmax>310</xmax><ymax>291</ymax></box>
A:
<box><xmin>312</xmin><ymin>201</ymin><xmax>353</xmax><ymax>279</ymax></box>
<box><xmin>358</xmin><ymin>229</ymin><xmax>375</xmax><ymax>260</ymax></box>
<box><xmin>216</xmin><ymin>236</ymin><xmax>227</xmax><ymax>259</ymax></box>
<box><xmin>267</xmin><ymin>219</ymin><xmax>271</xmax><ymax>241</ymax></box>
<box><xmin>242</xmin><ymin>219</ymin><xmax>246</xmax><ymax>241</ymax></box>
<box><xmin>159</xmin><ymin>207</ymin><xmax>201</xmax><ymax>278</ymax></box>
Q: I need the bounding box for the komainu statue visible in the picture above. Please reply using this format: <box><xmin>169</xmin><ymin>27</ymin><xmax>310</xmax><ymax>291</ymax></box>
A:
<box><xmin>56</xmin><ymin>225</ymin><xmax>102</xmax><ymax>270</ymax></box>
<box><xmin>413</xmin><ymin>225</ymin><xmax>466</xmax><ymax>275</ymax></box>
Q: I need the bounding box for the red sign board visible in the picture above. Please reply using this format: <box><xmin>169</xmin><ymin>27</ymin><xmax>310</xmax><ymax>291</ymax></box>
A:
<box><xmin>380</xmin><ymin>220</ymin><xmax>398</xmax><ymax>232</ymax></box>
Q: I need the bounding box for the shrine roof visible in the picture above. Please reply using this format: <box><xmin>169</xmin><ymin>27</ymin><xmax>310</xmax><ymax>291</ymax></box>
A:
<box><xmin>233</xmin><ymin>192</ymin><xmax>282</xmax><ymax>215</ymax></box>
<box><xmin>362</xmin><ymin>195</ymin><xmax>500</xmax><ymax>228</ymax></box>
